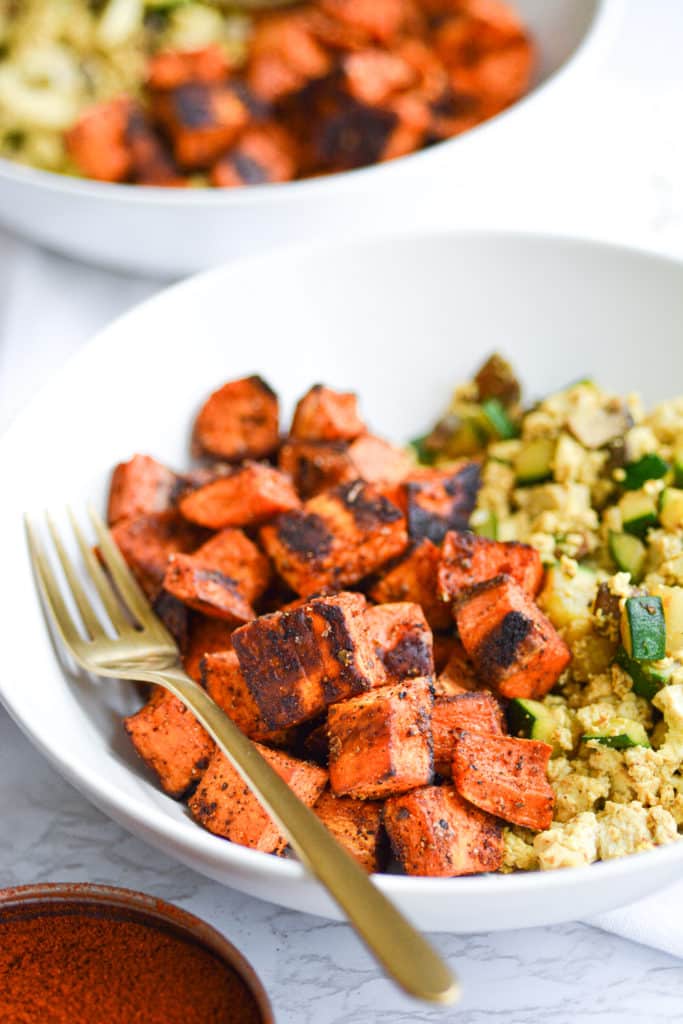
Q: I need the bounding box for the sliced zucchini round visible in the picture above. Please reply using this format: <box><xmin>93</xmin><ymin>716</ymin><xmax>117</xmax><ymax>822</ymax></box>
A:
<box><xmin>618</xmin><ymin>491</ymin><xmax>659</xmax><ymax>538</ymax></box>
<box><xmin>614</xmin><ymin>646</ymin><xmax>671</xmax><ymax>700</ymax></box>
<box><xmin>507</xmin><ymin>698</ymin><xmax>556</xmax><ymax>744</ymax></box>
<box><xmin>608</xmin><ymin>530</ymin><xmax>646</xmax><ymax>581</ymax></box>
<box><xmin>583</xmin><ymin>718</ymin><xmax>651</xmax><ymax>749</ymax></box>
<box><xmin>623</xmin><ymin>453</ymin><xmax>669</xmax><ymax>491</ymax></box>
<box><xmin>620</xmin><ymin>595</ymin><xmax>666</xmax><ymax>661</ymax></box>
<box><xmin>481</xmin><ymin>398</ymin><xmax>519</xmax><ymax>441</ymax></box>
<box><xmin>659</xmin><ymin>487</ymin><xmax>683</xmax><ymax>530</ymax></box>
<box><xmin>514</xmin><ymin>437</ymin><xmax>555</xmax><ymax>485</ymax></box>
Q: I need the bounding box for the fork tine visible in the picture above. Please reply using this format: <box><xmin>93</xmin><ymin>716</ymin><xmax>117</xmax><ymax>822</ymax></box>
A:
<box><xmin>25</xmin><ymin>516</ymin><xmax>84</xmax><ymax>652</ymax></box>
<box><xmin>68</xmin><ymin>509</ymin><xmax>131</xmax><ymax>635</ymax></box>
<box><xmin>46</xmin><ymin>514</ymin><xmax>107</xmax><ymax>642</ymax></box>
<box><xmin>87</xmin><ymin>505</ymin><xmax>157</xmax><ymax>627</ymax></box>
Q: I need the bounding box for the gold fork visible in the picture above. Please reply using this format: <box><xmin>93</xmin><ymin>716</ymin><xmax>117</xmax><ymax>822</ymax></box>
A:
<box><xmin>25</xmin><ymin>507</ymin><xmax>459</xmax><ymax>1006</ymax></box>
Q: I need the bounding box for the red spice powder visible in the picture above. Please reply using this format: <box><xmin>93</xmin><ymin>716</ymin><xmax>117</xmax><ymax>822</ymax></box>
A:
<box><xmin>0</xmin><ymin>904</ymin><xmax>263</xmax><ymax>1024</ymax></box>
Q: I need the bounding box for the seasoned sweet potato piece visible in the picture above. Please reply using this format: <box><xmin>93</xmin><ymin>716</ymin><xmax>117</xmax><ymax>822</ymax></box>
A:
<box><xmin>182</xmin><ymin>616</ymin><xmax>234</xmax><ymax>682</ymax></box>
<box><xmin>153</xmin><ymin>590</ymin><xmax>190</xmax><ymax>652</ymax></box>
<box><xmin>342</xmin><ymin>48</ymin><xmax>415</xmax><ymax>105</ymax></box>
<box><xmin>383</xmin><ymin>785</ymin><xmax>503</xmax><ymax>876</ymax></box>
<box><xmin>278</xmin><ymin>439</ymin><xmax>355</xmax><ymax>499</ymax></box>
<box><xmin>432</xmin><ymin>631</ymin><xmax>457</xmax><ymax>673</ymax></box>
<box><xmin>318</xmin><ymin>0</ymin><xmax>418</xmax><ymax>44</ymax></box>
<box><xmin>455</xmin><ymin>575</ymin><xmax>571</xmax><ymax>699</ymax></box>
<box><xmin>126</xmin><ymin>107</ymin><xmax>187</xmax><ymax>186</ymax></box>
<box><xmin>369</xmin><ymin>538</ymin><xmax>451</xmax><ymax>630</ymax></box>
<box><xmin>247</xmin><ymin>11</ymin><xmax>332</xmax><ymax>103</ymax></box>
<box><xmin>163</xmin><ymin>528</ymin><xmax>270</xmax><ymax>622</ymax></box>
<box><xmin>232</xmin><ymin>592</ymin><xmax>383</xmax><ymax>730</ymax></box>
<box><xmin>111</xmin><ymin>511</ymin><xmax>205</xmax><ymax>598</ymax></box>
<box><xmin>313</xmin><ymin>791</ymin><xmax>386</xmax><ymax>872</ymax></box>
<box><xmin>261</xmin><ymin>480</ymin><xmax>407</xmax><ymax>596</ymax></box>
<box><xmin>438</xmin><ymin>530</ymin><xmax>543</xmax><ymax>600</ymax></box>
<box><xmin>291</xmin><ymin>385</ymin><xmax>365</xmax><ymax>442</ymax></box>
<box><xmin>192</xmin><ymin>375</ymin><xmax>279</xmax><ymax>462</ymax></box>
<box><xmin>152</xmin><ymin>82</ymin><xmax>249</xmax><ymax>169</ymax></box>
<box><xmin>65</xmin><ymin>97</ymin><xmax>134</xmax><ymax>182</ymax></box>
<box><xmin>202</xmin><ymin>649</ymin><xmax>283</xmax><ymax>740</ymax></box>
<box><xmin>402</xmin><ymin>461</ymin><xmax>481</xmax><ymax>544</ymax></box>
<box><xmin>452</xmin><ymin>730</ymin><xmax>554</xmax><ymax>831</ymax></box>
<box><xmin>435</xmin><ymin>638</ymin><xmax>479</xmax><ymax>696</ymax></box>
<box><xmin>108</xmin><ymin>454</ymin><xmax>179</xmax><ymax>526</ymax></box>
<box><xmin>179</xmin><ymin>462</ymin><xmax>300</xmax><ymax>530</ymax></box>
<box><xmin>364</xmin><ymin>602</ymin><xmax>433</xmax><ymax>682</ymax></box>
<box><xmin>188</xmin><ymin>743</ymin><xmax>327</xmax><ymax>852</ymax></box>
<box><xmin>211</xmin><ymin>125</ymin><xmax>298</xmax><ymax>186</ymax></box>
<box><xmin>328</xmin><ymin>677</ymin><xmax>433</xmax><ymax>799</ymax></box>
<box><xmin>347</xmin><ymin>434</ymin><xmax>413</xmax><ymax>484</ymax></box>
<box><xmin>432</xmin><ymin>691</ymin><xmax>504</xmax><ymax>775</ymax></box>
<box><xmin>147</xmin><ymin>45</ymin><xmax>231</xmax><ymax>91</ymax></box>
<box><xmin>124</xmin><ymin>689</ymin><xmax>214</xmax><ymax>799</ymax></box>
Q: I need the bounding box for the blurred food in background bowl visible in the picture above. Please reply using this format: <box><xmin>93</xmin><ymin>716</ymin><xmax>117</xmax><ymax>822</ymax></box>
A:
<box><xmin>0</xmin><ymin>0</ymin><xmax>618</xmax><ymax>275</ymax></box>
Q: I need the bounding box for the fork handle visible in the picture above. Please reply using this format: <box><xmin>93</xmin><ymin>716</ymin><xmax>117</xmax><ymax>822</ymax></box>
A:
<box><xmin>149</xmin><ymin>665</ymin><xmax>458</xmax><ymax>1006</ymax></box>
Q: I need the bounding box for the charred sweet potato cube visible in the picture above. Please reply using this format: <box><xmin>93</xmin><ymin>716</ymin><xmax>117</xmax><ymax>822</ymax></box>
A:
<box><xmin>364</xmin><ymin>602</ymin><xmax>433</xmax><ymax>683</ymax></box>
<box><xmin>202</xmin><ymin>649</ymin><xmax>281</xmax><ymax>740</ymax></box>
<box><xmin>328</xmin><ymin>677</ymin><xmax>433</xmax><ymax>799</ymax></box>
<box><xmin>435</xmin><ymin>638</ymin><xmax>480</xmax><ymax>696</ymax></box>
<box><xmin>383</xmin><ymin>785</ymin><xmax>503</xmax><ymax>876</ymax></box>
<box><xmin>147</xmin><ymin>45</ymin><xmax>231</xmax><ymax>91</ymax></box>
<box><xmin>341</xmin><ymin>48</ymin><xmax>415</xmax><ymax>105</ymax></box>
<box><xmin>153</xmin><ymin>82</ymin><xmax>249</xmax><ymax>169</ymax></box>
<box><xmin>432</xmin><ymin>691</ymin><xmax>504</xmax><ymax>775</ymax></box>
<box><xmin>432</xmin><ymin>632</ymin><xmax>457</xmax><ymax>673</ymax></box>
<box><xmin>261</xmin><ymin>480</ymin><xmax>407</xmax><ymax>596</ymax></box>
<box><xmin>318</xmin><ymin>0</ymin><xmax>417</xmax><ymax>44</ymax></box>
<box><xmin>369</xmin><ymin>538</ymin><xmax>451</xmax><ymax>630</ymax></box>
<box><xmin>108</xmin><ymin>454</ymin><xmax>180</xmax><ymax>526</ymax></box>
<box><xmin>111</xmin><ymin>511</ymin><xmax>205</xmax><ymax>598</ymax></box>
<box><xmin>455</xmin><ymin>575</ymin><xmax>571</xmax><ymax>699</ymax></box>
<box><xmin>163</xmin><ymin>528</ymin><xmax>270</xmax><ymax>622</ymax></box>
<box><xmin>247</xmin><ymin>12</ymin><xmax>332</xmax><ymax>102</ymax></box>
<box><xmin>124</xmin><ymin>689</ymin><xmax>214</xmax><ymax>798</ymax></box>
<box><xmin>192</xmin><ymin>375</ymin><xmax>279</xmax><ymax>462</ymax></box>
<box><xmin>452</xmin><ymin>730</ymin><xmax>554</xmax><ymax>831</ymax></box>
<box><xmin>312</xmin><ymin>98</ymin><xmax>399</xmax><ymax>172</ymax></box>
<box><xmin>278</xmin><ymin>439</ymin><xmax>355</xmax><ymax>499</ymax></box>
<box><xmin>291</xmin><ymin>385</ymin><xmax>365</xmax><ymax>442</ymax></box>
<box><xmin>438</xmin><ymin>530</ymin><xmax>543</xmax><ymax>601</ymax></box>
<box><xmin>402</xmin><ymin>461</ymin><xmax>481</xmax><ymax>544</ymax></box>
<box><xmin>232</xmin><ymin>592</ymin><xmax>383</xmax><ymax>730</ymax></box>
<box><xmin>188</xmin><ymin>743</ymin><xmax>327</xmax><ymax>852</ymax></box>
<box><xmin>153</xmin><ymin>590</ymin><xmax>190</xmax><ymax>652</ymax></box>
<box><xmin>211</xmin><ymin>125</ymin><xmax>298</xmax><ymax>186</ymax></box>
<box><xmin>182</xmin><ymin>616</ymin><xmax>235</xmax><ymax>682</ymax></box>
<box><xmin>313</xmin><ymin>791</ymin><xmax>386</xmax><ymax>872</ymax></box>
<box><xmin>126</xmin><ymin>107</ymin><xmax>187</xmax><ymax>186</ymax></box>
<box><xmin>179</xmin><ymin>462</ymin><xmax>300</xmax><ymax>530</ymax></box>
<box><xmin>347</xmin><ymin>434</ymin><xmax>413</xmax><ymax>484</ymax></box>
<box><xmin>65</xmin><ymin>97</ymin><xmax>134</xmax><ymax>182</ymax></box>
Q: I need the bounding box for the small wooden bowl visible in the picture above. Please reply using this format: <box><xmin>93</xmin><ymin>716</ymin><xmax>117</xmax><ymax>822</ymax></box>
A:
<box><xmin>0</xmin><ymin>882</ymin><xmax>274</xmax><ymax>1023</ymax></box>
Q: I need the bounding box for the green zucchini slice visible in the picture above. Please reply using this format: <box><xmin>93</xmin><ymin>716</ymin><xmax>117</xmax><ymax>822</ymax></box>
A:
<box><xmin>514</xmin><ymin>437</ymin><xmax>555</xmax><ymax>485</ymax></box>
<box><xmin>583</xmin><ymin>718</ymin><xmax>651</xmax><ymax>749</ymax></box>
<box><xmin>614</xmin><ymin>647</ymin><xmax>671</xmax><ymax>701</ymax></box>
<box><xmin>619</xmin><ymin>491</ymin><xmax>659</xmax><ymax>538</ymax></box>
<box><xmin>621</xmin><ymin>595</ymin><xmax>666</xmax><ymax>661</ymax></box>
<box><xmin>508</xmin><ymin>698</ymin><xmax>556</xmax><ymax>744</ymax></box>
<box><xmin>623</xmin><ymin>453</ymin><xmax>669</xmax><ymax>490</ymax></box>
<box><xmin>608</xmin><ymin>531</ymin><xmax>646</xmax><ymax>581</ymax></box>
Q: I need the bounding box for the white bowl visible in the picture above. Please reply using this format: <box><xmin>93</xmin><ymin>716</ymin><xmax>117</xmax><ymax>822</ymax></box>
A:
<box><xmin>0</xmin><ymin>0</ymin><xmax>619</xmax><ymax>277</ymax></box>
<box><xmin>1</xmin><ymin>229</ymin><xmax>682</xmax><ymax>931</ymax></box>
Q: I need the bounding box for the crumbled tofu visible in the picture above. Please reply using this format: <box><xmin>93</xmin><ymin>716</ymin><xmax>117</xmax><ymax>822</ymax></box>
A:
<box><xmin>534</xmin><ymin>813</ymin><xmax>599</xmax><ymax>870</ymax></box>
<box><xmin>596</xmin><ymin>800</ymin><xmax>677</xmax><ymax>859</ymax></box>
<box><xmin>501</xmin><ymin>828</ymin><xmax>539</xmax><ymax>872</ymax></box>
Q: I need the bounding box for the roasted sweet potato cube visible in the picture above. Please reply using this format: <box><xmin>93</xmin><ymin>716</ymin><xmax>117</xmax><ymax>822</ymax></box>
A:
<box><xmin>202</xmin><ymin>649</ymin><xmax>284</xmax><ymax>741</ymax></box>
<box><xmin>232</xmin><ymin>592</ymin><xmax>383</xmax><ymax>730</ymax></box>
<box><xmin>182</xmin><ymin>616</ymin><xmax>234</xmax><ymax>682</ymax></box>
<box><xmin>432</xmin><ymin>632</ymin><xmax>457</xmax><ymax>673</ymax></box>
<box><xmin>432</xmin><ymin>691</ymin><xmax>505</xmax><ymax>775</ymax></box>
<box><xmin>153</xmin><ymin>590</ymin><xmax>190</xmax><ymax>652</ymax></box>
<box><xmin>402</xmin><ymin>462</ymin><xmax>481</xmax><ymax>544</ymax></box>
<box><xmin>369</xmin><ymin>538</ymin><xmax>451</xmax><ymax>630</ymax></box>
<box><xmin>211</xmin><ymin>125</ymin><xmax>298</xmax><ymax>186</ymax></box>
<box><xmin>278</xmin><ymin>439</ymin><xmax>355</xmax><ymax>499</ymax></box>
<box><xmin>347</xmin><ymin>434</ymin><xmax>413</xmax><ymax>484</ymax></box>
<box><xmin>455</xmin><ymin>575</ymin><xmax>571</xmax><ymax>699</ymax></box>
<box><xmin>163</xmin><ymin>528</ymin><xmax>270</xmax><ymax>622</ymax></box>
<box><xmin>364</xmin><ymin>602</ymin><xmax>433</xmax><ymax>683</ymax></box>
<box><xmin>291</xmin><ymin>385</ymin><xmax>365</xmax><ymax>442</ymax></box>
<box><xmin>124</xmin><ymin>689</ymin><xmax>214</xmax><ymax>798</ymax></box>
<box><xmin>318</xmin><ymin>0</ymin><xmax>416</xmax><ymax>44</ymax></box>
<box><xmin>126</xmin><ymin>107</ymin><xmax>187</xmax><ymax>186</ymax></box>
<box><xmin>192</xmin><ymin>375</ymin><xmax>279</xmax><ymax>462</ymax></box>
<box><xmin>188</xmin><ymin>743</ymin><xmax>327</xmax><ymax>852</ymax></box>
<box><xmin>342</xmin><ymin>47</ymin><xmax>415</xmax><ymax>105</ymax></box>
<box><xmin>247</xmin><ymin>12</ymin><xmax>332</xmax><ymax>102</ymax></box>
<box><xmin>434</xmin><ymin>638</ymin><xmax>480</xmax><ymax>696</ymax></box>
<box><xmin>111</xmin><ymin>511</ymin><xmax>205</xmax><ymax>598</ymax></box>
<box><xmin>179</xmin><ymin>462</ymin><xmax>300</xmax><ymax>529</ymax></box>
<box><xmin>65</xmin><ymin>97</ymin><xmax>133</xmax><ymax>182</ymax></box>
<box><xmin>153</xmin><ymin>82</ymin><xmax>249</xmax><ymax>169</ymax></box>
<box><xmin>313</xmin><ymin>791</ymin><xmax>386</xmax><ymax>872</ymax></box>
<box><xmin>383</xmin><ymin>785</ymin><xmax>503</xmax><ymax>876</ymax></box>
<box><xmin>452</xmin><ymin>730</ymin><xmax>554</xmax><ymax>831</ymax></box>
<box><xmin>438</xmin><ymin>530</ymin><xmax>543</xmax><ymax>600</ymax></box>
<box><xmin>147</xmin><ymin>44</ymin><xmax>231</xmax><ymax>91</ymax></box>
<box><xmin>328</xmin><ymin>677</ymin><xmax>433</xmax><ymax>799</ymax></box>
<box><xmin>261</xmin><ymin>480</ymin><xmax>407</xmax><ymax>596</ymax></box>
<box><xmin>108</xmin><ymin>454</ymin><xmax>180</xmax><ymax>526</ymax></box>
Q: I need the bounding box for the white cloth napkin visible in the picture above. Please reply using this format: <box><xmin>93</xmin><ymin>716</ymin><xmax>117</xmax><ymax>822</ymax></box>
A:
<box><xmin>588</xmin><ymin>881</ymin><xmax>683</xmax><ymax>959</ymax></box>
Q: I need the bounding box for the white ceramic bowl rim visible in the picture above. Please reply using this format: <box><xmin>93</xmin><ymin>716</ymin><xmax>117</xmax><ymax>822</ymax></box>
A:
<box><xmin>2</xmin><ymin>225</ymin><xmax>682</xmax><ymax>906</ymax></box>
<box><xmin>0</xmin><ymin>0</ymin><xmax>621</xmax><ymax>207</ymax></box>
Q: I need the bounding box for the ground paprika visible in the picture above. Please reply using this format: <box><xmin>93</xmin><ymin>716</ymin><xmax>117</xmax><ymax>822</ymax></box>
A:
<box><xmin>0</xmin><ymin>900</ymin><xmax>264</xmax><ymax>1023</ymax></box>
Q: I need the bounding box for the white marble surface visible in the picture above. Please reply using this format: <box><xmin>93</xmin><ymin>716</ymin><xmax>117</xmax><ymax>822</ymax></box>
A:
<box><xmin>2</xmin><ymin>1</ymin><xmax>683</xmax><ymax>1020</ymax></box>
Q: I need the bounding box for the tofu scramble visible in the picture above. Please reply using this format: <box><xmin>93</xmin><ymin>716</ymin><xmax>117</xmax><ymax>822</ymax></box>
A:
<box><xmin>419</xmin><ymin>355</ymin><xmax>683</xmax><ymax>870</ymax></box>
